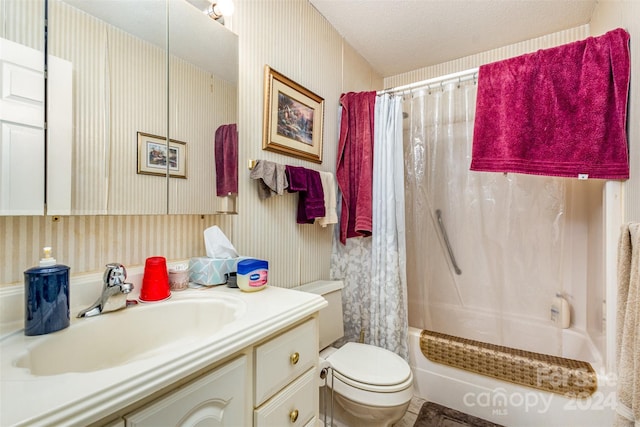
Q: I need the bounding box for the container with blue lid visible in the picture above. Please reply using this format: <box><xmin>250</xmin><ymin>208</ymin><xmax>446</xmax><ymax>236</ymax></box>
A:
<box><xmin>236</xmin><ymin>259</ymin><xmax>268</xmax><ymax>292</ymax></box>
<box><xmin>24</xmin><ymin>247</ymin><xmax>70</xmax><ymax>336</ymax></box>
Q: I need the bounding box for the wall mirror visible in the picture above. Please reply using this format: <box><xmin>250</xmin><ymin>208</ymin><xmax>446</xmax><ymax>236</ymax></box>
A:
<box><xmin>165</xmin><ymin>0</ymin><xmax>238</xmax><ymax>214</ymax></box>
<box><xmin>5</xmin><ymin>0</ymin><xmax>238</xmax><ymax>215</ymax></box>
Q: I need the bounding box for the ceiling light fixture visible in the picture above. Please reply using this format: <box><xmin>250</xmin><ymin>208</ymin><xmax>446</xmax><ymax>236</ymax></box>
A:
<box><xmin>205</xmin><ymin>0</ymin><xmax>234</xmax><ymax>23</ymax></box>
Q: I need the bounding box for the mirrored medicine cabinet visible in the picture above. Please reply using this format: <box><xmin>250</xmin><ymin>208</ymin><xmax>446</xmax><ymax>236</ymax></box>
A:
<box><xmin>0</xmin><ymin>0</ymin><xmax>238</xmax><ymax>216</ymax></box>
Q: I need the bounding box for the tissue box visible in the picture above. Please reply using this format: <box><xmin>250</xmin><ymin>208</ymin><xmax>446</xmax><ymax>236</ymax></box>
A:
<box><xmin>189</xmin><ymin>257</ymin><xmax>250</xmax><ymax>286</ymax></box>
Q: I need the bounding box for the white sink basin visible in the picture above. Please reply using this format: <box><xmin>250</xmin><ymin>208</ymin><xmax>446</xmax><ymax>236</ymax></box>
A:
<box><xmin>1</xmin><ymin>283</ymin><xmax>327</xmax><ymax>427</ymax></box>
<box><xmin>14</xmin><ymin>293</ymin><xmax>246</xmax><ymax>376</ymax></box>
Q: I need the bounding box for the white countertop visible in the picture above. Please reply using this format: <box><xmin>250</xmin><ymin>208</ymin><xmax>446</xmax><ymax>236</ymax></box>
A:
<box><xmin>0</xmin><ymin>284</ymin><xmax>326</xmax><ymax>426</ymax></box>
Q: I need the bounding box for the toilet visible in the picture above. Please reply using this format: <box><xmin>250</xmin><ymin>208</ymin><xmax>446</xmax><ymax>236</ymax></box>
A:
<box><xmin>297</xmin><ymin>280</ymin><xmax>413</xmax><ymax>427</ymax></box>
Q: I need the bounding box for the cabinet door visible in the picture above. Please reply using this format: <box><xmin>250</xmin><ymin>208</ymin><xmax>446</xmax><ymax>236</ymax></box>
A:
<box><xmin>46</xmin><ymin>54</ymin><xmax>73</xmax><ymax>215</ymax></box>
<box><xmin>0</xmin><ymin>37</ymin><xmax>44</xmax><ymax>215</ymax></box>
<box><xmin>125</xmin><ymin>356</ymin><xmax>247</xmax><ymax>427</ymax></box>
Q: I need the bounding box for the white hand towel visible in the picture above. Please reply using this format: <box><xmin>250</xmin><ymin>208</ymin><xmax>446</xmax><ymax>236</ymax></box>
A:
<box><xmin>317</xmin><ymin>171</ymin><xmax>338</xmax><ymax>227</ymax></box>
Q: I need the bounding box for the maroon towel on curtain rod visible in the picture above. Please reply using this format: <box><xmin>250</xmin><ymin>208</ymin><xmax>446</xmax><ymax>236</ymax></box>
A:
<box><xmin>471</xmin><ymin>28</ymin><xmax>631</xmax><ymax>180</ymax></box>
<box><xmin>215</xmin><ymin>124</ymin><xmax>238</xmax><ymax>196</ymax></box>
<box><xmin>336</xmin><ymin>91</ymin><xmax>376</xmax><ymax>245</ymax></box>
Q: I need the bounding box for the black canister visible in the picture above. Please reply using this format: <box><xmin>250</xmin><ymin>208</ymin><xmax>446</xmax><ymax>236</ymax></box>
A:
<box><xmin>226</xmin><ymin>272</ymin><xmax>238</xmax><ymax>288</ymax></box>
<box><xmin>24</xmin><ymin>247</ymin><xmax>70</xmax><ymax>336</ymax></box>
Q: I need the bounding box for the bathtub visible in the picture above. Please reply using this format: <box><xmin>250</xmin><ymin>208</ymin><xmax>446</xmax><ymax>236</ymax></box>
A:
<box><xmin>408</xmin><ymin>327</ymin><xmax>616</xmax><ymax>427</ymax></box>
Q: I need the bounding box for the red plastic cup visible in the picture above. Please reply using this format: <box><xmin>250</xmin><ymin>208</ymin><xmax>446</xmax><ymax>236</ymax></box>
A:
<box><xmin>140</xmin><ymin>256</ymin><xmax>170</xmax><ymax>302</ymax></box>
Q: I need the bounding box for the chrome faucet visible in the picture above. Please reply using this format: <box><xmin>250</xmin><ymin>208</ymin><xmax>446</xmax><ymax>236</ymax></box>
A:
<box><xmin>77</xmin><ymin>263</ymin><xmax>134</xmax><ymax>318</ymax></box>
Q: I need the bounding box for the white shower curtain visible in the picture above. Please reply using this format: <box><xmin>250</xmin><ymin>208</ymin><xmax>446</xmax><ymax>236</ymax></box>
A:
<box><xmin>331</xmin><ymin>94</ymin><xmax>408</xmax><ymax>359</ymax></box>
<box><xmin>370</xmin><ymin>94</ymin><xmax>408</xmax><ymax>357</ymax></box>
<box><xmin>404</xmin><ymin>79</ymin><xmax>567</xmax><ymax>349</ymax></box>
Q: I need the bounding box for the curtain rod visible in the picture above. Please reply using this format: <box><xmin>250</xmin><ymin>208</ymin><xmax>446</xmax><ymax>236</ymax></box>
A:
<box><xmin>377</xmin><ymin>67</ymin><xmax>479</xmax><ymax>96</ymax></box>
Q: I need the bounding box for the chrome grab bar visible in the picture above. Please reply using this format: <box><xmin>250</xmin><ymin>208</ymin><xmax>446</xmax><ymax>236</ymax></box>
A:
<box><xmin>436</xmin><ymin>209</ymin><xmax>462</xmax><ymax>275</ymax></box>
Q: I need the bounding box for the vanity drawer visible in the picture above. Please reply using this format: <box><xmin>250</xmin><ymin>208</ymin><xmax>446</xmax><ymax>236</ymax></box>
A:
<box><xmin>254</xmin><ymin>368</ymin><xmax>317</xmax><ymax>427</ymax></box>
<box><xmin>254</xmin><ymin>318</ymin><xmax>318</xmax><ymax>406</ymax></box>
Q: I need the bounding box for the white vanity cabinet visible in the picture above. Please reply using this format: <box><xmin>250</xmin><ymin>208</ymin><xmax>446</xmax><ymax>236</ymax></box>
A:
<box><xmin>254</xmin><ymin>318</ymin><xmax>319</xmax><ymax>426</ymax></box>
<box><xmin>124</xmin><ymin>356</ymin><xmax>248</xmax><ymax>427</ymax></box>
<box><xmin>114</xmin><ymin>318</ymin><xmax>319</xmax><ymax>427</ymax></box>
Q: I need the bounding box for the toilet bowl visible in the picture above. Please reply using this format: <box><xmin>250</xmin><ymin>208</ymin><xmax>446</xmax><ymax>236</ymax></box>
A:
<box><xmin>321</xmin><ymin>344</ymin><xmax>413</xmax><ymax>427</ymax></box>
<box><xmin>296</xmin><ymin>280</ymin><xmax>413</xmax><ymax>427</ymax></box>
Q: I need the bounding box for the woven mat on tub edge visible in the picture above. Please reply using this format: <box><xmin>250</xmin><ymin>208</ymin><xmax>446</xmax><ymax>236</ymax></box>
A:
<box><xmin>420</xmin><ymin>330</ymin><xmax>597</xmax><ymax>398</ymax></box>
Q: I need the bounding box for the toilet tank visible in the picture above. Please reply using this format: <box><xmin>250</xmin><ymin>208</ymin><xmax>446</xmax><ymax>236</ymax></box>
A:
<box><xmin>296</xmin><ymin>280</ymin><xmax>344</xmax><ymax>350</ymax></box>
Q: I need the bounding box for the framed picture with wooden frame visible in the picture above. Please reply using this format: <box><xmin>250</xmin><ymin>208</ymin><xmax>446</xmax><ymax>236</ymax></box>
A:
<box><xmin>262</xmin><ymin>65</ymin><xmax>324</xmax><ymax>163</ymax></box>
<box><xmin>137</xmin><ymin>132</ymin><xmax>187</xmax><ymax>179</ymax></box>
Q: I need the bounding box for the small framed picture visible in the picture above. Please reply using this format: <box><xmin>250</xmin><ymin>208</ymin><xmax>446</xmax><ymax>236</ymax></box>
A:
<box><xmin>263</xmin><ymin>65</ymin><xmax>324</xmax><ymax>163</ymax></box>
<box><xmin>137</xmin><ymin>132</ymin><xmax>187</xmax><ymax>179</ymax></box>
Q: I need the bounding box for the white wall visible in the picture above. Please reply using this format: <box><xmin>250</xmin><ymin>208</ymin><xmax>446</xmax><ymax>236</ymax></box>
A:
<box><xmin>590</xmin><ymin>0</ymin><xmax>640</xmax><ymax>223</ymax></box>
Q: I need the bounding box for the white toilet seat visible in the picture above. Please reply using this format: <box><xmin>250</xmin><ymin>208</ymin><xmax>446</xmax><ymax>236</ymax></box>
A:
<box><xmin>327</xmin><ymin>342</ymin><xmax>412</xmax><ymax>391</ymax></box>
<box><xmin>323</xmin><ymin>342</ymin><xmax>414</xmax><ymax>407</ymax></box>
<box><xmin>332</xmin><ymin>369</ymin><xmax>414</xmax><ymax>393</ymax></box>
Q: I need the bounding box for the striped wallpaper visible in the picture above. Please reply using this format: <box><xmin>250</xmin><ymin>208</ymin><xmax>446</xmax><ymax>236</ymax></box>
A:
<box><xmin>0</xmin><ymin>214</ymin><xmax>234</xmax><ymax>286</ymax></box>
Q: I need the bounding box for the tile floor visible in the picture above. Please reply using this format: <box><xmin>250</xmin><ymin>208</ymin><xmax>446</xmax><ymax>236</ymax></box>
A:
<box><xmin>394</xmin><ymin>396</ymin><xmax>427</xmax><ymax>427</ymax></box>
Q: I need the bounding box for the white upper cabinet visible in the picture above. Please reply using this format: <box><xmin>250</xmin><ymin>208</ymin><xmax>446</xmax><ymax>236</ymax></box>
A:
<box><xmin>0</xmin><ymin>43</ymin><xmax>73</xmax><ymax>217</ymax></box>
<box><xmin>0</xmin><ymin>33</ymin><xmax>46</xmax><ymax>215</ymax></box>
<box><xmin>0</xmin><ymin>38</ymin><xmax>44</xmax><ymax>215</ymax></box>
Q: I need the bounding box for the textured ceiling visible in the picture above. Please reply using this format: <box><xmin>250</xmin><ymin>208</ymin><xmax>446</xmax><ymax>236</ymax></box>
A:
<box><xmin>309</xmin><ymin>0</ymin><xmax>597</xmax><ymax>77</ymax></box>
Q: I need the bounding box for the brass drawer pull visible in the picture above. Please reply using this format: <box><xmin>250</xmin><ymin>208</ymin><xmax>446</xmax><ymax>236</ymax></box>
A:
<box><xmin>290</xmin><ymin>352</ymin><xmax>300</xmax><ymax>365</ymax></box>
<box><xmin>289</xmin><ymin>409</ymin><xmax>299</xmax><ymax>423</ymax></box>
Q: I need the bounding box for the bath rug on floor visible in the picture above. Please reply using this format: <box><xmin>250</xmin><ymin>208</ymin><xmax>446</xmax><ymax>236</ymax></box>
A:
<box><xmin>413</xmin><ymin>401</ymin><xmax>504</xmax><ymax>427</ymax></box>
<box><xmin>420</xmin><ymin>330</ymin><xmax>597</xmax><ymax>398</ymax></box>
